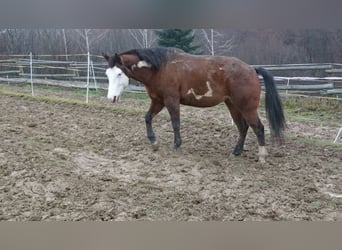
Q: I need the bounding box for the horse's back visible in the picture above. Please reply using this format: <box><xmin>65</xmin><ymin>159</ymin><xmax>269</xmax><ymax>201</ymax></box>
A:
<box><xmin>161</xmin><ymin>52</ymin><xmax>260</xmax><ymax>108</ymax></box>
<box><xmin>169</xmin><ymin>52</ymin><xmax>256</xmax><ymax>80</ymax></box>
<box><xmin>168</xmin><ymin>52</ymin><xmax>259</xmax><ymax>91</ymax></box>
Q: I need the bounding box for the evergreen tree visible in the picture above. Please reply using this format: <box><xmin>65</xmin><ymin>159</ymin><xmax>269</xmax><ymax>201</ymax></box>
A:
<box><xmin>155</xmin><ymin>29</ymin><xmax>201</xmax><ymax>54</ymax></box>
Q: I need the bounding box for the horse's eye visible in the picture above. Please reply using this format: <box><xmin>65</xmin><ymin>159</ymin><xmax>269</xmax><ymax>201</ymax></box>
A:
<box><xmin>118</xmin><ymin>73</ymin><xmax>122</xmax><ymax>76</ymax></box>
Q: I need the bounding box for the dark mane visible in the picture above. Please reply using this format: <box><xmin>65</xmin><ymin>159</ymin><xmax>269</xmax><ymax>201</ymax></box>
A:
<box><xmin>123</xmin><ymin>47</ymin><xmax>180</xmax><ymax>70</ymax></box>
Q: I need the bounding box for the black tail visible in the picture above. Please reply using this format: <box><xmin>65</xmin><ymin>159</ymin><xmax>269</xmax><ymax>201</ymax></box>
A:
<box><xmin>255</xmin><ymin>67</ymin><xmax>286</xmax><ymax>140</ymax></box>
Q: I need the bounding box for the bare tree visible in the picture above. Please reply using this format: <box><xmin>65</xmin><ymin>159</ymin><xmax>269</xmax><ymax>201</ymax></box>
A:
<box><xmin>128</xmin><ymin>29</ymin><xmax>157</xmax><ymax>48</ymax></box>
<box><xmin>200</xmin><ymin>29</ymin><xmax>234</xmax><ymax>56</ymax></box>
<box><xmin>73</xmin><ymin>29</ymin><xmax>111</xmax><ymax>53</ymax></box>
<box><xmin>2</xmin><ymin>29</ymin><xmax>342</xmax><ymax>65</ymax></box>
<box><xmin>2</xmin><ymin>29</ymin><xmax>32</xmax><ymax>54</ymax></box>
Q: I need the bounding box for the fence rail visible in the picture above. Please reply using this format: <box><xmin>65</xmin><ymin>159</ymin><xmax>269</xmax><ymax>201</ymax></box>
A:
<box><xmin>1</xmin><ymin>53</ymin><xmax>342</xmax><ymax>99</ymax></box>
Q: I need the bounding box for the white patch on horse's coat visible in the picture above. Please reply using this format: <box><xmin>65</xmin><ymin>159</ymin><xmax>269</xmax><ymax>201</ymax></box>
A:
<box><xmin>137</xmin><ymin>60</ymin><xmax>152</xmax><ymax>68</ymax></box>
<box><xmin>258</xmin><ymin>146</ymin><xmax>268</xmax><ymax>157</ymax></box>
<box><xmin>187</xmin><ymin>81</ymin><xmax>213</xmax><ymax>100</ymax></box>
<box><xmin>258</xmin><ymin>146</ymin><xmax>268</xmax><ymax>164</ymax></box>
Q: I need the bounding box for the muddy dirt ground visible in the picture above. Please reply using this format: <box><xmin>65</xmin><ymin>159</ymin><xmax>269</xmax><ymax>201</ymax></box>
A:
<box><xmin>0</xmin><ymin>90</ymin><xmax>341</xmax><ymax>221</ymax></box>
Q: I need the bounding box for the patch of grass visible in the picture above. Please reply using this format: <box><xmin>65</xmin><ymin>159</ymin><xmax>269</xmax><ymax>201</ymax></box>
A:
<box><xmin>0</xmin><ymin>82</ymin><xmax>106</xmax><ymax>97</ymax></box>
<box><xmin>258</xmin><ymin>96</ymin><xmax>342</xmax><ymax>126</ymax></box>
<box><xmin>0</xmin><ymin>89</ymin><xmax>145</xmax><ymax>115</ymax></box>
<box><xmin>289</xmin><ymin>135</ymin><xmax>342</xmax><ymax>151</ymax></box>
<box><xmin>283</xmin><ymin>98</ymin><xmax>340</xmax><ymax>112</ymax></box>
<box><xmin>0</xmin><ymin>89</ymin><xmax>85</xmax><ymax>105</ymax></box>
<box><xmin>0</xmin><ymin>83</ymin><xmax>150</xmax><ymax>102</ymax></box>
<box><xmin>121</xmin><ymin>91</ymin><xmax>149</xmax><ymax>100</ymax></box>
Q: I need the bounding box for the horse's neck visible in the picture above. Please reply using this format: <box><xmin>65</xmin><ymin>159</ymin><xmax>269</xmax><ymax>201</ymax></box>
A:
<box><xmin>130</xmin><ymin>69</ymin><xmax>155</xmax><ymax>85</ymax></box>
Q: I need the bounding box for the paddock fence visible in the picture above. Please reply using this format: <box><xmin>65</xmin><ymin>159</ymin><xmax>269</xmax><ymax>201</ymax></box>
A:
<box><xmin>1</xmin><ymin>53</ymin><xmax>342</xmax><ymax>99</ymax></box>
<box><xmin>256</xmin><ymin>63</ymin><xmax>342</xmax><ymax>97</ymax></box>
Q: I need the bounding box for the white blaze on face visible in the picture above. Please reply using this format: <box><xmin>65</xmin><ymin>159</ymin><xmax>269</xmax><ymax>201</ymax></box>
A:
<box><xmin>105</xmin><ymin>66</ymin><xmax>129</xmax><ymax>103</ymax></box>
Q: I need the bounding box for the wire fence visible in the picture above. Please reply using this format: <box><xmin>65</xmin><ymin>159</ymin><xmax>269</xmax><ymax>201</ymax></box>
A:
<box><xmin>1</xmin><ymin>53</ymin><xmax>342</xmax><ymax>100</ymax></box>
<box><xmin>0</xmin><ymin>53</ymin><xmax>146</xmax><ymax>102</ymax></box>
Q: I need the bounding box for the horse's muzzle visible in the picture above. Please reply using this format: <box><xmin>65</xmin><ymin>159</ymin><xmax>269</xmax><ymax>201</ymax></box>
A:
<box><xmin>109</xmin><ymin>96</ymin><xmax>119</xmax><ymax>104</ymax></box>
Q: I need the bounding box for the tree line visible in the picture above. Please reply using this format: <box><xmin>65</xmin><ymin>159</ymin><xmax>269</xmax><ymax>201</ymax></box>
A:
<box><xmin>1</xmin><ymin>29</ymin><xmax>342</xmax><ymax>65</ymax></box>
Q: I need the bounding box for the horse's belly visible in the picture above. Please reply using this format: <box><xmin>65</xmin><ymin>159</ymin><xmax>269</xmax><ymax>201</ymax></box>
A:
<box><xmin>180</xmin><ymin>95</ymin><xmax>224</xmax><ymax>107</ymax></box>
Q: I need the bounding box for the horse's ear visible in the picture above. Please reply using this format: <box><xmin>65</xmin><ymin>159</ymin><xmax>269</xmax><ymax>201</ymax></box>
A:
<box><xmin>102</xmin><ymin>53</ymin><xmax>109</xmax><ymax>61</ymax></box>
<box><xmin>114</xmin><ymin>53</ymin><xmax>122</xmax><ymax>64</ymax></box>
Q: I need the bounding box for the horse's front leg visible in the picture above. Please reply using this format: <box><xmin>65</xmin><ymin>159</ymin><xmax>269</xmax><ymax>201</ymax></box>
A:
<box><xmin>164</xmin><ymin>97</ymin><xmax>181</xmax><ymax>149</ymax></box>
<box><xmin>145</xmin><ymin>100</ymin><xmax>164</xmax><ymax>150</ymax></box>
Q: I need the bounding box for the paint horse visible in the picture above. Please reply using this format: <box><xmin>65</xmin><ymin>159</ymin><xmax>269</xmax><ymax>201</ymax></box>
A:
<box><xmin>103</xmin><ymin>47</ymin><xmax>285</xmax><ymax>163</ymax></box>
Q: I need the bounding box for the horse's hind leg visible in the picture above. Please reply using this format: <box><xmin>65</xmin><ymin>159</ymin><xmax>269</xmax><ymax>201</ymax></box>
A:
<box><xmin>164</xmin><ymin>97</ymin><xmax>181</xmax><ymax>149</ymax></box>
<box><xmin>244</xmin><ymin>112</ymin><xmax>267</xmax><ymax>163</ymax></box>
<box><xmin>145</xmin><ymin>100</ymin><xmax>164</xmax><ymax>150</ymax></box>
<box><xmin>225</xmin><ymin>100</ymin><xmax>249</xmax><ymax>156</ymax></box>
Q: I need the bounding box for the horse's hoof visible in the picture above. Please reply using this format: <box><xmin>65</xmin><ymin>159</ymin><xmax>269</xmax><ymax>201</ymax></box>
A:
<box><xmin>172</xmin><ymin>147</ymin><xmax>182</xmax><ymax>154</ymax></box>
<box><xmin>258</xmin><ymin>146</ymin><xmax>267</xmax><ymax>164</ymax></box>
<box><xmin>172</xmin><ymin>140</ymin><xmax>181</xmax><ymax>149</ymax></box>
<box><xmin>232</xmin><ymin>150</ymin><xmax>242</xmax><ymax>156</ymax></box>
<box><xmin>232</xmin><ymin>146</ymin><xmax>243</xmax><ymax>156</ymax></box>
<box><xmin>172</xmin><ymin>144</ymin><xmax>181</xmax><ymax>151</ymax></box>
<box><xmin>259</xmin><ymin>157</ymin><xmax>266</xmax><ymax>164</ymax></box>
<box><xmin>151</xmin><ymin>141</ymin><xmax>159</xmax><ymax>151</ymax></box>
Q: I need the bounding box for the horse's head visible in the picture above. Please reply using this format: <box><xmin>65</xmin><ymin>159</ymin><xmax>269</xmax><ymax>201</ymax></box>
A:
<box><xmin>104</xmin><ymin>65</ymin><xmax>129</xmax><ymax>103</ymax></box>
<box><xmin>103</xmin><ymin>49</ymin><xmax>170</xmax><ymax>102</ymax></box>
<box><xmin>103</xmin><ymin>53</ymin><xmax>129</xmax><ymax>103</ymax></box>
<box><xmin>103</xmin><ymin>52</ymin><xmax>138</xmax><ymax>77</ymax></box>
